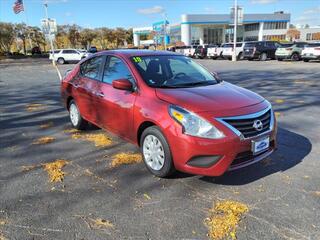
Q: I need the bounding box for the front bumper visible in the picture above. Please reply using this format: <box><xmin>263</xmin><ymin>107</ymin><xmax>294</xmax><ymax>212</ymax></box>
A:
<box><xmin>164</xmin><ymin>104</ymin><xmax>277</xmax><ymax>176</ymax></box>
<box><xmin>302</xmin><ymin>54</ymin><xmax>320</xmax><ymax>60</ymax></box>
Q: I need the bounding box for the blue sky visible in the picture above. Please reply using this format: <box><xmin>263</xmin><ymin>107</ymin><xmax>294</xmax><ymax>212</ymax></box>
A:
<box><xmin>0</xmin><ymin>0</ymin><xmax>319</xmax><ymax>28</ymax></box>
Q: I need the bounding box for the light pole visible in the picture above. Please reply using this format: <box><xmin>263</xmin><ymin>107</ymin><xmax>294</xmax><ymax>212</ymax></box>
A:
<box><xmin>232</xmin><ymin>0</ymin><xmax>238</xmax><ymax>61</ymax></box>
<box><xmin>43</xmin><ymin>3</ymin><xmax>62</xmax><ymax>80</ymax></box>
<box><xmin>163</xmin><ymin>12</ymin><xmax>168</xmax><ymax>50</ymax></box>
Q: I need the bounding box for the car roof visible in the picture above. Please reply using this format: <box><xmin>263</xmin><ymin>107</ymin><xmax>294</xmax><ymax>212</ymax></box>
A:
<box><xmin>96</xmin><ymin>49</ymin><xmax>181</xmax><ymax>58</ymax></box>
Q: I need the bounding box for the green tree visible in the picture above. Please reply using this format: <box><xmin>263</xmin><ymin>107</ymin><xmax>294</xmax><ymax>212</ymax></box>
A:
<box><xmin>67</xmin><ymin>24</ymin><xmax>81</xmax><ymax>48</ymax></box>
<box><xmin>79</xmin><ymin>28</ymin><xmax>97</xmax><ymax>49</ymax></box>
<box><xmin>29</xmin><ymin>26</ymin><xmax>46</xmax><ymax>52</ymax></box>
<box><xmin>14</xmin><ymin>23</ymin><xmax>29</xmax><ymax>54</ymax></box>
<box><xmin>0</xmin><ymin>22</ymin><xmax>15</xmax><ymax>53</ymax></box>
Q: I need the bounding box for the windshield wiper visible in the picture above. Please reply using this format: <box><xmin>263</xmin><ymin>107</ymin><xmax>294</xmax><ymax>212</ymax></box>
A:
<box><xmin>170</xmin><ymin>81</ymin><xmax>216</xmax><ymax>87</ymax></box>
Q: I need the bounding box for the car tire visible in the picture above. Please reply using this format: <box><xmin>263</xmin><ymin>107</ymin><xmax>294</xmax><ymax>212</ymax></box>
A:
<box><xmin>57</xmin><ymin>57</ymin><xmax>65</xmax><ymax>64</ymax></box>
<box><xmin>277</xmin><ymin>58</ymin><xmax>283</xmax><ymax>61</ymax></box>
<box><xmin>140</xmin><ymin>126</ymin><xmax>175</xmax><ymax>178</ymax></box>
<box><xmin>291</xmin><ymin>53</ymin><xmax>299</xmax><ymax>61</ymax></box>
<box><xmin>68</xmin><ymin>100</ymin><xmax>88</xmax><ymax>130</ymax></box>
<box><xmin>303</xmin><ymin>59</ymin><xmax>309</xmax><ymax>62</ymax></box>
<box><xmin>259</xmin><ymin>53</ymin><xmax>267</xmax><ymax>61</ymax></box>
<box><xmin>237</xmin><ymin>52</ymin><xmax>243</xmax><ymax>60</ymax></box>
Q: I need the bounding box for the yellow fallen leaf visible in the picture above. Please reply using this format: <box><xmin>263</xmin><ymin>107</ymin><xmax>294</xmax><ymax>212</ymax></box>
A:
<box><xmin>313</xmin><ymin>191</ymin><xmax>320</xmax><ymax>197</ymax></box>
<box><xmin>21</xmin><ymin>165</ymin><xmax>38</xmax><ymax>172</ymax></box>
<box><xmin>63</xmin><ymin>128</ymin><xmax>79</xmax><ymax>133</ymax></box>
<box><xmin>39</xmin><ymin>122</ymin><xmax>54</xmax><ymax>129</ymax></box>
<box><xmin>72</xmin><ymin>133</ymin><xmax>112</xmax><ymax>147</ymax></box>
<box><xmin>90</xmin><ymin>218</ymin><xmax>114</xmax><ymax>229</ymax></box>
<box><xmin>143</xmin><ymin>193</ymin><xmax>151</xmax><ymax>200</ymax></box>
<box><xmin>274</xmin><ymin>112</ymin><xmax>281</xmax><ymax>118</ymax></box>
<box><xmin>0</xmin><ymin>219</ymin><xmax>6</xmax><ymax>225</ymax></box>
<box><xmin>26</xmin><ymin>103</ymin><xmax>45</xmax><ymax>112</ymax></box>
<box><xmin>111</xmin><ymin>152</ymin><xmax>142</xmax><ymax>167</ymax></box>
<box><xmin>205</xmin><ymin>200</ymin><xmax>248</xmax><ymax>240</ymax></box>
<box><xmin>32</xmin><ymin>136</ymin><xmax>55</xmax><ymax>145</ymax></box>
<box><xmin>274</xmin><ymin>99</ymin><xmax>284</xmax><ymax>104</ymax></box>
<box><xmin>42</xmin><ymin>159</ymin><xmax>69</xmax><ymax>182</ymax></box>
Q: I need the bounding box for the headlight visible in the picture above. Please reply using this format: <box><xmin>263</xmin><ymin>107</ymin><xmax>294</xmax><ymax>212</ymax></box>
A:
<box><xmin>169</xmin><ymin>105</ymin><xmax>225</xmax><ymax>139</ymax></box>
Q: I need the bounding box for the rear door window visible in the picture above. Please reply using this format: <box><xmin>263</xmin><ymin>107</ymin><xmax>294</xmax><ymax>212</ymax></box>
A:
<box><xmin>81</xmin><ymin>56</ymin><xmax>104</xmax><ymax>80</ymax></box>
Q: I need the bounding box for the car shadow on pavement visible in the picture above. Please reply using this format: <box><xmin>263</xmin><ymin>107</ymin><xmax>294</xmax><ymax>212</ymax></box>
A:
<box><xmin>200</xmin><ymin>127</ymin><xmax>312</xmax><ymax>185</ymax></box>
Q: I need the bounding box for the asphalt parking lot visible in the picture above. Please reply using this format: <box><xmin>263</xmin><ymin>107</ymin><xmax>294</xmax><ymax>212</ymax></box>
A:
<box><xmin>0</xmin><ymin>58</ymin><xmax>319</xmax><ymax>240</ymax></box>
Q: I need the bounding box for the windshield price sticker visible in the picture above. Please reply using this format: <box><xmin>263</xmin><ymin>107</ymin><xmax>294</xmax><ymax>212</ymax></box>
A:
<box><xmin>133</xmin><ymin>57</ymin><xmax>142</xmax><ymax>63</ymax></box>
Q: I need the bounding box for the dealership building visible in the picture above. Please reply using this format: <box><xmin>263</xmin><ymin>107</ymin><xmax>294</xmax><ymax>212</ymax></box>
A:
<box><xmin>133</xmin><ymin>11</ymin><xmax>293</xmax><ymax>46</ymax></box>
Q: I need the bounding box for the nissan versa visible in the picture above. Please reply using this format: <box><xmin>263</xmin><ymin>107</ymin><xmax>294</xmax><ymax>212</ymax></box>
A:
<box><xmin>61</xmin><ymin>50</ymin><xmax>277</xmax><ymax>177</ymax></box>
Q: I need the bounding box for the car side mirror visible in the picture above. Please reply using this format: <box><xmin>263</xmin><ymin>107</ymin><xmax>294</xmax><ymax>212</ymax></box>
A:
<box><xmin>211</xmin><ymin>71</ymin><xmax>222</xmax><ymax>82</ymax></box>
<box><xmin>112</xmin><ymin>78</ymin><xmax>133</xmax><ymax>91</ymax></box>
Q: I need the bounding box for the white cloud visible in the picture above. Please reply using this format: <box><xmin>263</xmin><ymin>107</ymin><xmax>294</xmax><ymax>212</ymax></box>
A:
<box><xmin>251</xmin><ymin>0</ymin><xmax>277</xmax><ymax>4</ymax></box>
<box><xmin>65</xmin><ymin>12</ymin><xmax>72</xmax><ymax>17</ymax></box>
<box><xmin>294</xmin><ymin>6</ymin><xmax>320</xmax><ymax>26</ymax></box>
<box><xmin>204</xmin><ymin>7</ymin><xmax>215</xmax><ymax>13</ymax></box>
<box><xmin>137</xmin><ymin>6</ymin><xmax>165</xmax><ymax>15</ymax></box>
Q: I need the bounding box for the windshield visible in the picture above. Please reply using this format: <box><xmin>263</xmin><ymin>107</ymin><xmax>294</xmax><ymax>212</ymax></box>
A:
<box><xmin>131</xmin><ymin>55</ymin><xmax>218</xmax><ymax>88</ymax></box>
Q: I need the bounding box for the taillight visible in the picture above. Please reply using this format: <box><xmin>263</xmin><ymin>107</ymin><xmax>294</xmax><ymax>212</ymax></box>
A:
<box><xmin>315</xmin><ymin>48</ymin><xmax>320</xmax><ymax>51</ymax></box>
<box><xmin>286</xmin><ymin>48</ymin><xmax>293</xmax><ymax>50</ymax></box>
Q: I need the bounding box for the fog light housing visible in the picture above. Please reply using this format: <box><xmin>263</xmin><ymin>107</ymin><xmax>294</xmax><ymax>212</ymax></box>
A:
<box><xmin>187</xmin><ymin>155</ymin><xmax>222</xmax><ymax>168</ymax></box>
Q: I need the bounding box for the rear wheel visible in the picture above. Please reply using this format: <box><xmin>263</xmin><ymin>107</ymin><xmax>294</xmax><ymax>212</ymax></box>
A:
<box><xmin>291</xmin><ymin>53</ymin><xmax>299</xmax><ymax>61</ymax></box>
<box><xmin>69</xmin><ymin>100</ymin><xmax>88</xmax><ymax>130</ymax></box>
<box><xmin>140</xmin><ymin>126</ymin><xmax>175</xmax><ymax>177</ymax></box>
<box><xmin>237</xmin><ymin>52</ymin><xmax>243</xmax><ymax>60</ymax></box>
<box><xmin>303</xmin><ymin>59</ymin><xmax>310</xmax><ymax>62</ymax></box>
<box><xmin>277</xmin><ymin>58</ymin><xmax>283</xmax><ymax>61</ymax></box>
<box><xmin>259</xmin><ymin>52</ymin><xmax>267</xmax><ymax>61</ymax></box>
<box><xmin>57</xmin><ymin>57</ymin><xmax>65</xmax><ymax>64</ymax></box>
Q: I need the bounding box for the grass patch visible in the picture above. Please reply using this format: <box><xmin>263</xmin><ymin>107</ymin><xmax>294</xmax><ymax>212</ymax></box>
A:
<box><xmin>111</xmin><ymin>152</ymin><xmax>142</xmax><ymax>167</ymax></box>
<box><xmin>32</xmin><ymin>136</ymin><xmax>55</xmax><ymax>145</ymax></box>
<box><xmin>43</xmin><ymin>159</ymin><xmax>69</xmax><ymax>182</ymax></box>
<box><xmin>205</xmin><ymin>200</ymin><xmax>249</xmax><ymax>240</ymax></box>
<box><xmin>274</xmin><ymin>99</ymin><xmax>284</xmax><ymax>104</ymax></box>
<box><xmin>71</xmin><ymin>132</ymin><xmax>112</xmax><ymax>147</ymax></box>
<box><xmin>90</xmin><ymin>218</ymin><xmax>114</xmax><ymax>229</ymax></box>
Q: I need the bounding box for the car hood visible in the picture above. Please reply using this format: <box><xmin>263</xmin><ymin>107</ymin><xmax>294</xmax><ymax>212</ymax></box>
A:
<box><xmin>155</xmin><ymin>82</ymin><xmax>265</xmax><ymax>114</ymax></box>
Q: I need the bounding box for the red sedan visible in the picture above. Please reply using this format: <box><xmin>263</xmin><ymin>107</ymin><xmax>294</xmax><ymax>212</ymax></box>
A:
<box><xmin>61</xmin><ymin>50</ymin><xmax>277</xmax><ymax>177</ymax></box>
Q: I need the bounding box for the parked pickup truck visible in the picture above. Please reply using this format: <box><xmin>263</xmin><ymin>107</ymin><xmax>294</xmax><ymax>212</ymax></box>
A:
<box><xmin>243</xmin><ymin>41</ymin><xmax>280</xmax><ymax>61</ymax></box>
<box><xmin>222</xmin><ymin>42</ymin><xmax>246</xmax><ymax>60</ymax></box>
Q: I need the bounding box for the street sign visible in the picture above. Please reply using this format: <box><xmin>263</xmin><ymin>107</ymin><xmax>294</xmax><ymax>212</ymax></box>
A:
<box><xmin>41</xmin><ymin>18</ymin><xmax>57</xmax><ymax>35</ymax></box>
<box><xmin>230</xmin><ymin>7</ymin><xmax>243</xmax><ymax>25</ymax></box>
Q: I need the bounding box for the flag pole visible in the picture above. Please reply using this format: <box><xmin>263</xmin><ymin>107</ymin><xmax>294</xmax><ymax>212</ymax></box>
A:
<box><xmin>22</xmin><ymin>0</ymin><xmax>33</xmax><ymax>52</ymax></box>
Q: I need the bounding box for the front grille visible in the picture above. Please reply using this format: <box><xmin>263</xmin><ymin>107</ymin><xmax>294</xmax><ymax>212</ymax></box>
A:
<box><xmin>223</xmin><ymin>109</ymin><xmax>271</xmax><ymax>138</ymax></box>
<box><xmin>231</xmin><ymin>140</ymin><xmax>275</xmax><ymax>166</ymax></box>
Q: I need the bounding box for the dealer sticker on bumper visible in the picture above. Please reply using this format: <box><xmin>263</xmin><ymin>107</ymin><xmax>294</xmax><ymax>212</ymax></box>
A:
<box><xmin>252</xmin><ymin>137</ymin><xmax>269</xmax><ymax>154</ymax></box>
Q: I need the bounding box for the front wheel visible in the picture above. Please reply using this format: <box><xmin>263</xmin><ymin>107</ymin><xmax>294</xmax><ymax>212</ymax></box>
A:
<box><xmin>303</xmin><ymin>59</ymin><xmax>309</xmax><ymax>62</ymax></box>
<box><xmin>259</xmin><ymin>52</ymin><xmax>267</xmax><ymax>61</ymax></box>
<box><xmin>69</xmin><ymin>100</ymin><xmax>88</xmax><ymax>130</ymax></box>
<box><xmin>140</xmin><ymin>126</ymin><xmax>175</xmax><ymax>177</ymax></box>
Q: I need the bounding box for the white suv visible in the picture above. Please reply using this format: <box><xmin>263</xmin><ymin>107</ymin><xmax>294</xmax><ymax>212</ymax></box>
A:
<box><xmin>222</xmin><ymin>42</ymin><xmax>246</xmax><ymax>60</ymax></box>
<box><xmin>49</xmin><ymin>49</ymin><xmax>86</xmax><ymax>64</ymax></box>
<box><xmin>301</xmin><ymin>43</ymin><xmax>320</xmax><ymax>62</ymax></box>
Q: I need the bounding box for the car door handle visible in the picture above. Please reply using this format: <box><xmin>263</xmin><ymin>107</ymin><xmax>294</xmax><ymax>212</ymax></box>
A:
<box><xmin>96</xmin><ymin>92</ymin><xmax>104</xmax><ymax>97</ymax></box>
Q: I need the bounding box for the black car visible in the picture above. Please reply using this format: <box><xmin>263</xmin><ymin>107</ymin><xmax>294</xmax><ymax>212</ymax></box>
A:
<box><xmin>88</xmin><ymin>46</ymin><xmax>97</xmax><ymax>53</ymax></box>
<box><xmin>193</xmin><ymin>44</ymin><xmax>216</xmax><ymax>59</ymax></box>
<box><xmin>243</xmin><ymin>41</ymin><xmax>281</xmax><ymax>61</ymax></box>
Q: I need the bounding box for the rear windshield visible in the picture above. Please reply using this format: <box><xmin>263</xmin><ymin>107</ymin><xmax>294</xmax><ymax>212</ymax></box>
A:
<box><xmin>306</xmin><ymin>43</ymin><xmax>320</xmax><ymax>47</ymax></box>
<box><xmin>244</xmin><ymin>42</ymin><xmax>257</xmax><ymax>47</ymax></box>
<box><xmin>280</xmin><ymin>43</ymin><xmax>294</xmax><ymax>47</ymax></box>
